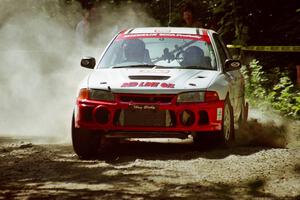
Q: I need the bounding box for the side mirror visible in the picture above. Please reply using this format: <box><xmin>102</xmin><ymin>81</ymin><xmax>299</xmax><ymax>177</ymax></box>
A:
<box><xmin>81</xmin><ymin>57</ymin><xmax>96</xmax><ymax>69</ymax></box>
<box><xmin>224</xmin><ymin>59</ymin><xmax>241</xmax><ymax>72</ymax></box>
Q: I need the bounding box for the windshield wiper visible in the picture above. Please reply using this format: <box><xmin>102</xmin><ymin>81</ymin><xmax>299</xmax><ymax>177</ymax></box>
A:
<box><xmin>112</xmin><ymin>64</ymin><xmax>157</xmax><ymax>69</ymax></box>
<box><xmin>113</xmin><ymin>65</ymin><xmax>211</xmax><ymax>70</ymax></box>
<box><xmin>179</xmin><ymin>66</ymin><xmax>211</xmax><ymax>70</ymax></box>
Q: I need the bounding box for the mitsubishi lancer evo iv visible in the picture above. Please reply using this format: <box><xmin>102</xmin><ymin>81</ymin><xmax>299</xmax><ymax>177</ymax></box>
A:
<box><xmin>72</xmin><ymin>27</ymin><xmax>248</xmax><ymax>158</ymax></box>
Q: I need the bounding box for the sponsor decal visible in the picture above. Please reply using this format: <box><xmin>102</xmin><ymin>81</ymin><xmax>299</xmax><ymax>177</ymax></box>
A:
<box><xmin>121</xmin><ymin>82</ymin><xmax>175</xmax><ymax>88</ymax></box>
<box><xmin>116</xmin><ymin>33</ymin><xmax>210</xmax><ymax>42</ymax></box>
<box><xmin>217</xmin><ymin>108</ymin><xmax>223</xmax><ymax>121</ymax></box>
<box><xmin>130</xmin><ymin>105</ymin><xmax>157</xmax><ymax>110</ymax></box>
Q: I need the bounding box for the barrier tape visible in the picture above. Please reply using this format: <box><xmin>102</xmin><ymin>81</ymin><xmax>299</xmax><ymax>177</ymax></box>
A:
<box><xmin>226</xmin><ymin>45</ymin><xmax>300</xmax><ymax>52</ymax></box>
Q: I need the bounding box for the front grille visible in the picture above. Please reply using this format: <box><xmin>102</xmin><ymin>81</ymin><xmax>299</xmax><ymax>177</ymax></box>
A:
<box><xmin>124</xmin><ymin>109</ymin><xmax>166</xmax><ymax>127</ymax></box>
<box><xmin>119</xmin><ymin>95</ymin><xmax>174</xmax><ymax>103</ymax></box>
<box><xmin>114</xmin><ymin>109</ymin><xmax>175</xmax><ymax>127</ymax></box>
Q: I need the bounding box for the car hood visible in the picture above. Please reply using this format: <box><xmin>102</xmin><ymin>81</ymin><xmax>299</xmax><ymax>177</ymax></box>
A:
<box><xmin>87</xmin><ymin>68</ymin><xmax>219</xmax><ymax>94</ymax></box>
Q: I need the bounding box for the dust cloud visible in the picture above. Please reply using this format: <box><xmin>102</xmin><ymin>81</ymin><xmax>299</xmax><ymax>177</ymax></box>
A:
<box><xmin>0</xmin><ymin>1</ymin><xmax>298</xmax><ymax>148</ymax></box>
<box><xmin>0</xmin><ymin>0</ymin><xmax>157</xmax><ymax>143</ymax></box>
<box><xmin>237</xmin><ymin>107</ymin><xmax>300</xmax><ymax>148</ymax></box>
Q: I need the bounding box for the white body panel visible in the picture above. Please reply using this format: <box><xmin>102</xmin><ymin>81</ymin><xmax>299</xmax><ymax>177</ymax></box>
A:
<box><xmin>82</xmin><ymin>68</ymin><xmax>228</xmax><ymax>97</ymax></box>
<box><xmin>77</xmin><ymin>27</ymin><xmax>244</xmax><ymax>121</ymax></box>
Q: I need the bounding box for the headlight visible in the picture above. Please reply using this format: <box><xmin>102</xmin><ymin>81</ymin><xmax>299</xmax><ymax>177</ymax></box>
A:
<box><xmin>177</xmin><ymin>91</ymin><xmax>219</xmax><ymax>103</ymax></box>
<box><xmin>78</xmin><ymin>88</ymin><xmax>115</xmax><ymax>101</ymax></box>
<box><xmin>89</xmin><ymin>89</ymin><xmax>115</xmax><ymax>101</ymax></box>
<box><xmin>177</xmin><ymin>92</ymin><xmax>205</xmax><ymax>103</ymax></box>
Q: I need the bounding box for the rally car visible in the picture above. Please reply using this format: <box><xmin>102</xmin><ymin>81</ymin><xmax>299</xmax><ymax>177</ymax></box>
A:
<box><xmin>72</xmin><ymin>27</ymin><xmax>248</xmax><ymax>158</ymax></box>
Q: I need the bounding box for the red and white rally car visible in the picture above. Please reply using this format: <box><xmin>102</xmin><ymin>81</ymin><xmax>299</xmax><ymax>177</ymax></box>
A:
<box><xmin>72</xmin><ymin>27</ymin><xmax>248</xmax><ymax>158</ymax></box>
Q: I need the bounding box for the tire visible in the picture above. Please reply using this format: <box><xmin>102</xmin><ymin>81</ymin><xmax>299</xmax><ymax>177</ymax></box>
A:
<box><xmin>72</xmin><ymin>114</ymin><xmax>100</xmax><ymax>159</ymax></box>
<box><xmin>219</xmin><ymin>97</ymin><xmax>235</xmax><ymax>147</ymax></box>
<box><xmin>238</xmin><ymin>96</ymin><xmax>248</xmax><ymax>129</ymax></box>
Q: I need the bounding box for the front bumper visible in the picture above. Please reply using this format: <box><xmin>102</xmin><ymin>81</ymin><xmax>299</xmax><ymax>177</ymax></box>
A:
<box><xmin>75</xmin><ymin>93</ymin><xmax>224</xmax><ymax>136</ymax></box>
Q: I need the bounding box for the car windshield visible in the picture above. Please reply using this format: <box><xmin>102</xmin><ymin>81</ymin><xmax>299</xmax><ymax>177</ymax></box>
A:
<box><xmin>97</xmin><ymin>33</ymin><xmax>217</xmax><ymax>70</ymax></box>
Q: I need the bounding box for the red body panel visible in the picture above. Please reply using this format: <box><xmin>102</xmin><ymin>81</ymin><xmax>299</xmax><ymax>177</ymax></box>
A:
<box><xmin>75</xmin><ymin>94</ymin><xmax>224</xmax><ymax>135</ymax></box>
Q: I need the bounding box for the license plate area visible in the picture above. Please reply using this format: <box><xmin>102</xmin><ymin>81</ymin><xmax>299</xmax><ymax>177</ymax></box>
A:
<box><xmin>129</xmin><ymin>104</ymin><xmax>158</xmax><ymax>111</ymax></box>
<box><xmin>122</xmin><ymin>106</ymin><xmax>166</xmax><ymax>127</ymax></box>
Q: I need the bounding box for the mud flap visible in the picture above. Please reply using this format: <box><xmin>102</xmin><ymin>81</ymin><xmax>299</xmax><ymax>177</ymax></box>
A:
<box><xmin>244</xmin><ymin>102</ymin><xmax>249</xmax><ymax>122</ymax></box>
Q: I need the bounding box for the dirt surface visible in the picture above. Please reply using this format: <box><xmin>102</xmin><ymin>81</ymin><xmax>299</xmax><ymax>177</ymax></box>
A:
<box><xmin>0</xmin><ymin>114</ymin><xmax>300</xmax><ymax>200</ymax></box>
<box><xmin>0</xmin><ymin>130</ymin><xmax>300</xmax><ymax>200</ymax></box>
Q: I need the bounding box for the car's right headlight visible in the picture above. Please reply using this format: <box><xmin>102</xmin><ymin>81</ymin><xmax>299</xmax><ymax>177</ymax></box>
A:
<box><xmin>177</xmin><ymin>92</ymin><xmax>205</xmax><ymax>103</ymax></box>
<box><xmin>177</xmin><ymin>91</ymin><xmax>219</xmax><ymax>103</ymax></box>
<box><xmin>78</xmin><ymin>88</ymin><xmax>115</xmax><ymax>101</ymax></box>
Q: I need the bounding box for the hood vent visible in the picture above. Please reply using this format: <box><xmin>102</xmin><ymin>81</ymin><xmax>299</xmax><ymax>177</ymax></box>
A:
<box><xmin>128</xmin><ymin>75</ymin><xmax>170</xmax><ymax>80</ymax></box>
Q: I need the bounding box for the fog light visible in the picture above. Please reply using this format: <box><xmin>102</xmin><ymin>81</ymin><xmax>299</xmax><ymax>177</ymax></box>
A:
<box><xmin>93</xmin><ymin>106</ymin><xmax>110</xmax><ymax>124</ymax></box>
<box><xmin>179</xmin><ymin>110</ymin><xmax>195</xmax><ymax>126</ymax></box>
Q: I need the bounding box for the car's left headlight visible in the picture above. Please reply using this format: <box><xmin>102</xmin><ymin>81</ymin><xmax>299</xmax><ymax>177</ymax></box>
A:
<box><xmin>177</xmin><ymin>92</ymin><xmax>205</xmax><ymax>103</ymax></box>
<box><xmin>78</xmin><ymin>88</ymin><xmax>115</xmax><ymax>101</ymax></box>
<box><xmin>89</xmin><ymin>89</ymin><xmax>115</xmax><ymax>101</ymax></box>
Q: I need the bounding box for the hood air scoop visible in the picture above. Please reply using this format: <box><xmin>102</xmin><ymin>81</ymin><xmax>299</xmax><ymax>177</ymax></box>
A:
<box><xmin>128</xmin><ymin>75</ymin><xmax>170</xmax><ymax>80</ymax></box>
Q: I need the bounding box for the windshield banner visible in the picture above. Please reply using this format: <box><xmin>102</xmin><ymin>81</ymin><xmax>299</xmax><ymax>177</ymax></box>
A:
<box><xmin>116</xmin><ymin>33</ymin><xmax>210</xmax><ymax>42</ymax></box>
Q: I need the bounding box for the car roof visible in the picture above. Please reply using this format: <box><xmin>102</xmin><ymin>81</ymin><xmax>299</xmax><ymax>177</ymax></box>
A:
<box><xmin>124</xmin><ymin>27</ymin><xmax>215</xmax><ymax>36</ymax></box>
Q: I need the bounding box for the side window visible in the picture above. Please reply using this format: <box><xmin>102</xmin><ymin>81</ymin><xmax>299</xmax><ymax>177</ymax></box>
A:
<box><xmin>99</xmin><ymin>40</ymin><xmax>123</xmax><ymax>67</ymax></box>
<box><xmin>212</xmin><ymin>34</ymin><xmax>229</xmax><ymax>65</ymax></box>
<box><xmin>217</xmin><ymin>35</ymin><xmax>232</xmax><ymax>59</ymax></box>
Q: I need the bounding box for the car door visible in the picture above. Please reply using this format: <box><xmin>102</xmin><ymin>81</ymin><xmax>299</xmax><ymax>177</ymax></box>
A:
<box><xmin>213</xmin><ymin>34</ymin><xmax>242</xmax><ymax>119</ymax></box>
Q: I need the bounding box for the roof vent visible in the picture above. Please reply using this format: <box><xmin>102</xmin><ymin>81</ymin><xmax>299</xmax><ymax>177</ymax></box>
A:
<box><xmin>129</xmin><ymin>76</ymin><xmax>170</xmax><ymax>80</ymax></box>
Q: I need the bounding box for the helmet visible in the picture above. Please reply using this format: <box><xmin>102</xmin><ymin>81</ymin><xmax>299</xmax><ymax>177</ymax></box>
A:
<box><xmin>124</xmin><ymin>39</ymin><xmax>146</xmax><ymax>62</ymax></box>
<box><xmin>182</xmin><ymin>46</ymin><xmax>204</xmax><ymax>66</ymax></box>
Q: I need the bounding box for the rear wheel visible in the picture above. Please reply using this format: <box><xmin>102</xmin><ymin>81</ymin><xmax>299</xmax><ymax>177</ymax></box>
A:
<box><xmin>72</xmin><ymin>114</ymin><xmax>101</xmax><ymax>159</ymax></box>
<box><xmin>219</xmin><ymin>97</ymin><xmax>235</xmax><ymax>147</ymax></box>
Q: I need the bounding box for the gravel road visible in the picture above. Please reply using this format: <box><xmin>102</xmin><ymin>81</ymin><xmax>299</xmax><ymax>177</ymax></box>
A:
<box><xmin>0</xmin><ymin>118</ymin><xmax>299</xmax><ymax>200</ymax></box>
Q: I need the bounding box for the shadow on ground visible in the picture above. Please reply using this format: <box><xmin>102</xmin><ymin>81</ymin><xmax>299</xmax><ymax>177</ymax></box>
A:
<box><xmin>0</xmin><ymin>136</ymin><xmax>291</xmax><ymax>200</ymax></box>
<box><xmin>95</xmin><ymin>139</ymin><xmax>268</xmax><ymax>163</ymax></box>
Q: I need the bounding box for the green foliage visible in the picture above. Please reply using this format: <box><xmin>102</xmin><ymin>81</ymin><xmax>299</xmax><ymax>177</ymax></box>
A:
<box><xmin>243</xmin><ymin>60</ymin><xmax>267</xmax><ymax>100</ymax></box>
<box><xmin>269</xmin><ymin>76</ymin><xmax>300</xmax><ymax>118</ymax></box>
<box><xmin>242</xmin><ymin>60</ymin><xmax>300</xmax><ymax>119</ymax></box>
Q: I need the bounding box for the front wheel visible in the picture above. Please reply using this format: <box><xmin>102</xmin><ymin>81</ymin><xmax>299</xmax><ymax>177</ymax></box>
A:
<box><xmin>219</xmin><ymin>97</ymin><xmax>235</xmax><ymax>147</ymax></box>
<box><xmin>72</xmin><ymin>114</ymin><xmax>100</xmax><ymax>159</ymax></box>
<box><xmin>238</xmin><ymin>96</ymin><xmax>248</xmax><ymax>129</ymax></box>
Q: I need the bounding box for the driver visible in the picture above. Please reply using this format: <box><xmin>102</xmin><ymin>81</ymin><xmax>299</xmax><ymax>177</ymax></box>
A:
<box><xmin>182</xmin><ymin>46</ymin><xmax>204</xmax><ymax>67</ymax></box>
<box><xmin>123</xmin><ymin>39</ymin><xmax>146</xmax><ymax>63</ymax></box>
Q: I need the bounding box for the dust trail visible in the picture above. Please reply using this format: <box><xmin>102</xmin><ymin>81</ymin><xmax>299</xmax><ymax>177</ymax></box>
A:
<box><xmin>3</xmin><ymin>1</ymin><xmax>297</xmax><ymax>148</ymax></box>
<box><xmin>0</xmin><ymin>1</ymin><xmax>157</xmax><ymax>143</ymax></box>
<box><xmin>237</xmin><ymin>107</ymin><xmax>300</xmax><ymax>148</ymax></box>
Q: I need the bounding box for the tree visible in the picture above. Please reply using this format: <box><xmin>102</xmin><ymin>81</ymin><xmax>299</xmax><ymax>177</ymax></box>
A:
<box><xmin>212</xmin><ymin>0</ymin><xmax>300</xmax><ymax>45</ymax></box>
